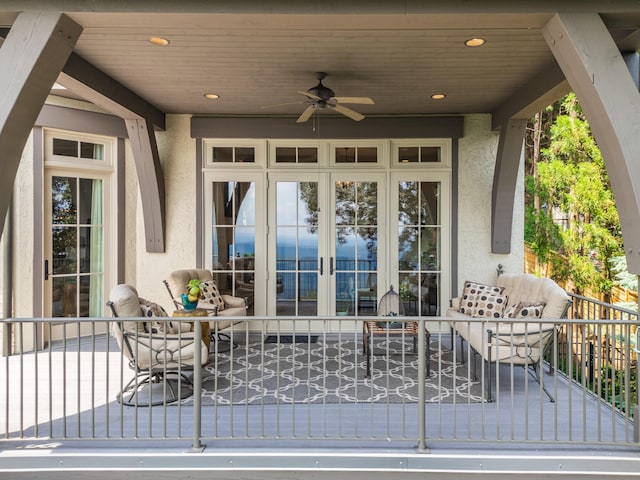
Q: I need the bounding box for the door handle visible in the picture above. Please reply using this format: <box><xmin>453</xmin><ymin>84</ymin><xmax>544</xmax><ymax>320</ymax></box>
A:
<box><xmin>319</xmin><ymin>257</ymin><xmax>324</xmax><ymax>275</ymax></box>
<box><xmin>330</xmin><ymin>257</ymin><xmax>334</xmax><ymax>275</ymax></box>
<box><xmin>44</xmin><ymin>259</ymin><xmax>49</xmax><ymax>281</ymax></box>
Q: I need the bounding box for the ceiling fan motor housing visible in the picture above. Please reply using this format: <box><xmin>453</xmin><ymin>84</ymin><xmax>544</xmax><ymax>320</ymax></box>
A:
<box><xmin>307</xmin><ymin>80</ymin><xmax>335</xmax><ymax>102</ymax></box>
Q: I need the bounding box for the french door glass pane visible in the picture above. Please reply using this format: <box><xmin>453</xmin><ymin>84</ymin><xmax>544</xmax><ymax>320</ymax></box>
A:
<box><xmin>276</xmin><ymin>181</ymin><xmax>319</xmax><ymax>316</ymax></box>
<box><xmin>210</xmin><ymin>181</ymin><xmax>256</xmax><ymax>312</ymax></box>
<box><xmin>398</xmin><ymin>181</ymin><xmax>441</xmax><ymax>316</ymax></box>
<box><xmin>335</xmin><ymin>180</ymin><xmax>378</xmax><ymax>316</ymax></box>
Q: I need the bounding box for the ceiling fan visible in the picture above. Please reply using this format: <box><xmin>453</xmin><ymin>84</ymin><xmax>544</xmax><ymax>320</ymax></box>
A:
<box><xmin>262</xmin><ymin>72</ymin><xmax>374</xmax><ymax>123</ymax></box>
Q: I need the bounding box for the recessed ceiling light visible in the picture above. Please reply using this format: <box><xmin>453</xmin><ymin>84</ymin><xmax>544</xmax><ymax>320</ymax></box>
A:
<box><xmin>149</xmin><ymin>36</ymin><xmax>170</xmax><ymax>46</ymax></box>
<box><xmin>465</xmin><ymin>38</ymin><xmax>486</xmax><ymax>47</ymax></box>
<box><xmin>431</xmin><ymin>93</ymin><xmax>446</xmax><ymax>100</ymax></box>
<box><xmin>204</xmin><ymin>93</ymin><xmax>220</xmax><ymax>99</ymax></box>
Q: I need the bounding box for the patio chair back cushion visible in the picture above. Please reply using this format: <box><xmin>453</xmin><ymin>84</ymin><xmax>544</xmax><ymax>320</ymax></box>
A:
<box><xmin>109</xmin><ymin>284</ymin><xmax>145</xmax><ymax>333</ymax></box>
<box><xmin>163</xmin><ymin>269</ymin><xmax>246</xmax><ymax>332</ymax></box>
<box><xmin>165</xmin><ymin>268</ymin><xmax>214</xmax><ymax>304</ymax></box>
<box><xmin>496</xmin><ymin>273</ymin><xmax>570</xmax><ymax>319</ymax></box>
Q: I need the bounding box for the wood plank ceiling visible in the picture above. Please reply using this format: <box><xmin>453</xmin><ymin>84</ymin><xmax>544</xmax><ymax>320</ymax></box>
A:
<box><xmin>2</xmin><ymin>5</ymin><xmax>640</xmax><ymax>121</ymax></box>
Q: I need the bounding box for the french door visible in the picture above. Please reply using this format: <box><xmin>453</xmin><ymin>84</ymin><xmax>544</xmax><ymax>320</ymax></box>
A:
<box><xmin>267</xmin><ymin>172</ymin><xmax>386</xmax><ymax>319</ymax></box>
<box><xmin>390</xmin><ymin>171</ymin><xmax>450</xmax><ymax>317</ymax></box>
<box><xmin>44</xmin><ymin>170</ymin><xmax>110</xmax><ymax>332</ymax></box>
<box><xmin>203</xmin><ymin>172</ymin><xmax>266</xmax><ymax>315</ymax></box>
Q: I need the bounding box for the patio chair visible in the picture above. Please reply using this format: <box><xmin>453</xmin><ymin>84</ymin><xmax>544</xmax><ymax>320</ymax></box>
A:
<box><xmin>163</xmin><ymin>268</ymin><xmax>247</xmax><ymax>349</ymax></box>
<box><xmin>107</xmin><ymin>284</ymin><xmax>209</xmax><ymax>406</ymax></box>
<box><xmin>362</xmin><ymin>286</ymin><xmax>430</xmax><ymax>378</ymax></box>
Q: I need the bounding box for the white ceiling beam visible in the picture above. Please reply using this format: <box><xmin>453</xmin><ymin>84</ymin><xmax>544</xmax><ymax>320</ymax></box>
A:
<box><xmin>0</xmin><ymin>12</ymin><xmax>82</xmax><ymax>238</ymax></box>
<box><xmin>543</xmin><ymin>12</ymin><xmax>640</xmax><ymax>274</ymax></box>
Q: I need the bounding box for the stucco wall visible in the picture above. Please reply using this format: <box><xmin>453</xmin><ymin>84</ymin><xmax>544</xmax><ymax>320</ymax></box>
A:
<box><xmin>13</xmin><ymin>132</ymin><xmax>35</xmax><ymax>319</ymax></box>
<box><xmin>457</xmin><ymin>114</ymin><xmax>524</xmax><ymax>294</ymax></box>
<box><xmin>134</xmin><ymin>114</ymin><xmax>197</xmax><ymax>312</ymax></box>
<box><xmin>7</xmin><ymin>110</ymin><xmax>526</xmax><ymax>323</ymax></box>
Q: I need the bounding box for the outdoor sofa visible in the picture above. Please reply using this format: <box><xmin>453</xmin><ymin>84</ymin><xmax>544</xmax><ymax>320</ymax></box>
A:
<box><xmin>446</xmin><ymin>273</ymin><xmax>572</xmax><ymax>401</ymax></box>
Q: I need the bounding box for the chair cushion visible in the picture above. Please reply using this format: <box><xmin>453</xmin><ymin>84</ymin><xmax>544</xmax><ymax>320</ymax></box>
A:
<box><xmin>109</xmin><ymin>284</ymin><xmax>144</xmax><ymax>332</ymax></box>
<box><xmin>199</xmin><ymin>280</ymin><xmax>225</xmax><ymax>311</ymax></box>
<box><xmin>496</xmin><ymin>273</ymin><xmax>569</xmax><ymax>318</ymax></box>
<box><xmin>165</xmin><ymin>269</ymin><xmax>213</xmax><ymax>298</ymax></box>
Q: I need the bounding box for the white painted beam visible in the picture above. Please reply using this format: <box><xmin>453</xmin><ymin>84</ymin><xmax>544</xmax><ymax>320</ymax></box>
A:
<box><xmin>125</xmin><ymin>119</ymin><xmax>166</xmax><ymax>253</ymax></box>
<box><xmin>543</xmin><ymin>13</ymin><xmax>640</xmax><ymax>274</ymax></box>
<box><xmin>0</xmin><ymin>12</ymin><xmax>82</xmax><ymax>238</ymax></box>
<box><xmin>491</xmin><ymin>118</ymin><xmax>526</xmax><ymax>254</ymax></box>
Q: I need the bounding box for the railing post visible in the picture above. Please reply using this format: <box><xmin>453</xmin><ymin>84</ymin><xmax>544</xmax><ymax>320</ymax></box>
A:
<box><xmin>189</xmin><ymin>320</ymin><xmax>204</xmax><ymax>452</ymax></box>
<box><xmin>416</xmin><ymin>318</ymin><xmax>430</xmax><ymax>453</ymax></box>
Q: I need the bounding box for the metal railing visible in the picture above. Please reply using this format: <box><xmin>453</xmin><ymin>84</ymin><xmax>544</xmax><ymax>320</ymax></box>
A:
<box><xmin>0</xmin><ymin>314</ymin><xmax>638</xmax><ymax>450</ymax></box>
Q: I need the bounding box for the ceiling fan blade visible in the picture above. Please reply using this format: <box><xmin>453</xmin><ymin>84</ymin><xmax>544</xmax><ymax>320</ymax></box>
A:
<box><xmin>297</xmin><ymin>90</ymin><xmax>321</xmax><ymax>101</ymax></box>
<box><xmin>260</xmin><ymin>100</ymin><xmax>305</xmax><ymax>109</ymax></box>
<box><xmin>332</xmin><ymin>96</ymin><xmax>375</xmax><ymax>105</ymax></box>
<box><xmin>296</xmin><ymin>105</ymin><xmax>316</xmax><ymax>123</ymax></box>
<box><xmin>330</xmin><ymin>103</ymin><xmax>365</xmax><ymax>122</ymax></box>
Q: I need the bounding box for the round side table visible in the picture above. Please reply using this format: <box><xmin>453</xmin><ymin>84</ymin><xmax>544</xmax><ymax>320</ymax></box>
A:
<box><xmin>172</xmin><ymin>308</ymin><xmax>211</xmax><ymax>351</ymax></box>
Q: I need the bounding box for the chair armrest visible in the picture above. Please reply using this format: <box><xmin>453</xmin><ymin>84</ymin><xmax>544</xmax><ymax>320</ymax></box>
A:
<box><xmin>222</xmin><ymin>294</ymin><xmax>246</xmax><ymax>308</ymax></box>
<box><xmin>450</xmin><ymin>297</ymin><xmax>461</xmax><ymax>310</ymax></box>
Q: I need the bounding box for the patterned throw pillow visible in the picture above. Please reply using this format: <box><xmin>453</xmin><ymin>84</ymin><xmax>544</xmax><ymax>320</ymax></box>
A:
<box><xmin>504</xmin><ymin>301</ymin><xmax>546</xmax><ymax>319</ymax></box>
<box><xmin>473</xmin><ymin>293</ymin><xmax>509</xmax><ymax>318</ymax></box>
<box><xmin>459</xmin><ymin>281</ymin><xmax>504</xmax><ymax>316</ymax></box>
<box><xmin>199</xmin><ymin>280</ymin><xmax>225</xmax><ymax>311</ymax></box>
<box><xmin>139</xmin><ymin>297</ymin><xmax>168</xmax><ymax>317</ymax></box>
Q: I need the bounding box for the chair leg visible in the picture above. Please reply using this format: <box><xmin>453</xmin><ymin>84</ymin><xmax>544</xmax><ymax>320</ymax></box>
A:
<box><xmin>363</xmin><ymin>332</ymin><xmax>372</xmax><ymax>378</ymax></box>
<box><xmin>529</xmin><ymin>363</ymin><xmax>555</xmax><ymax>402</ymax></box>
<box><xmin>117</xmin><ymin>371</ymin><xmax>194</xmax><ymax>407</ymax></box>
<box><xmin>211</xmin><ymin>331</ymin><xmax>236</xmax><ymax>353</ymax></box>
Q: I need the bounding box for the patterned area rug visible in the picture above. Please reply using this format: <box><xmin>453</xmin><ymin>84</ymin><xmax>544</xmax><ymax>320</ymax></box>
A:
<box><xmin>197</xmin><ymin>337</ymin><xmax>484</xmax><ymax>405</ymax></box>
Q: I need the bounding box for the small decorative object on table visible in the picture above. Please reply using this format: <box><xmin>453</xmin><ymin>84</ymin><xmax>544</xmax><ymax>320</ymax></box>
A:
<box><xmin>181</xmin><ymin>279</ymin><xmax>202</xmax><ymax>311</ymax></box>
<box><xmin>376</xmin><ymin>311</ymin><xmax>402</xmax><ymax>329</ymax></box>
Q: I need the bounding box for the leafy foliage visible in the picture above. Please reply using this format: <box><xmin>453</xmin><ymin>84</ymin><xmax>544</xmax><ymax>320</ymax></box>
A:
<box><xmin>525</xmin><ymin>94</ymin><xmax>625</xmax><ymax>295</ymax></box>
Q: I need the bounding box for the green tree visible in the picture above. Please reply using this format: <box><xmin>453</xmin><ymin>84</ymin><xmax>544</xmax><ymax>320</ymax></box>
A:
<box><xmin>526</xmin><ymin>94</ymin><xmax>623</xmax><ymax>297</ymax></box>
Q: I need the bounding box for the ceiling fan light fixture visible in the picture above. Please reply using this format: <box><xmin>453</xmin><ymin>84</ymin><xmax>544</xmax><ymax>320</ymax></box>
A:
<box><xmin>149</xmin><ymin>36</ymin><xmax>170</xmax><ymax>46</ymax></box>
<box><xmin>431</xmin><ymin>93</ymin><xmax>446</xmax><ymax>100</ymax></box>
<box><xmin>464</xmin><ymin>37</ymin><xmax>486</xmax><ymax>47</ymax></box>
<box><xmin>204</xmin><ymin>93</ymin><xmax>220</xmax><ymax>99</ymax></box>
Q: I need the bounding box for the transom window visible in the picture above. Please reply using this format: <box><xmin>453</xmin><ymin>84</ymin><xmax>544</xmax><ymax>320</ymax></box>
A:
<box><xmin>275</xmin><ymin>146</ymin><xmax>318</xmax><ymax>164</ymax></box>
<box><xmin>334</xmin><ymin>146</ymin><xmax>378</xmax><ymax>164</ymax></box>
<box><xmin>212</xmin><ymin>146</ymin><xmax>255</xmax><ymax>164</ymax></box>
<box><xmin>398</xmin><ymin>146</ymin><xmax>440</xmax><ymax>164</ymax></box>
<box><xmin>53</xmin><ymin>138</ymin><xmax>105</xmax><ymax>160</ymax></box>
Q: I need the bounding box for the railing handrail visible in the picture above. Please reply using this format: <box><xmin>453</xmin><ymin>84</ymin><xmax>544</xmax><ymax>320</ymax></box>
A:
<box><xmin>1</xmin><ymin>314</ymin><xmax>638</xmax><ymax>450</ymax></box>
<box><xmin>568</xmin><ymin>291</ymin><xmax>639</xmax><ymax>318</ymax></box>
